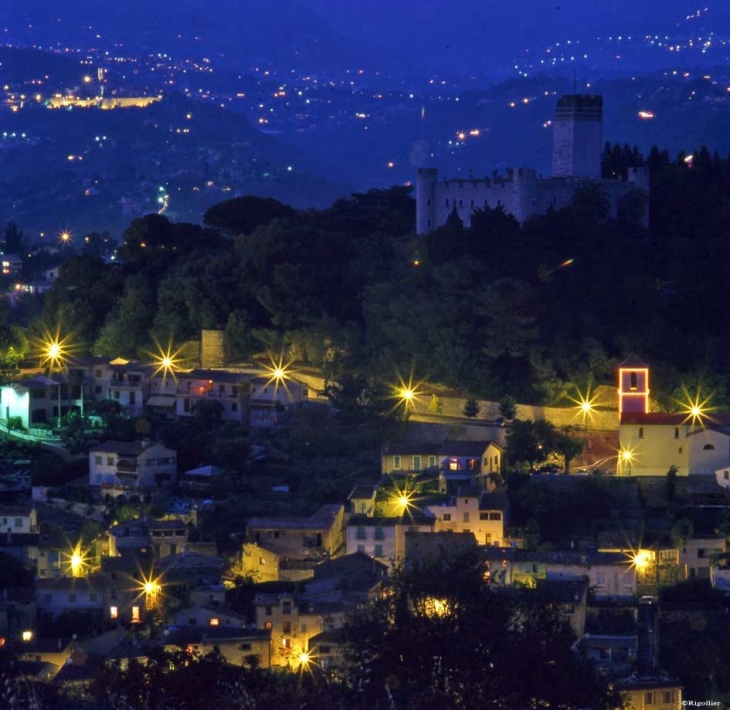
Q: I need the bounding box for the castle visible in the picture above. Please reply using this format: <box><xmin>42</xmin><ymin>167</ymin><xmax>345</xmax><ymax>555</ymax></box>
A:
<box><xmin>416</xmin><ymin>95</ymin><xmax>650</xmax><ymax>234</ymax></box>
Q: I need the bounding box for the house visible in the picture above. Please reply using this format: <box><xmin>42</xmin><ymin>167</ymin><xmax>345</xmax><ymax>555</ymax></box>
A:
<box><xmin>98</xmin><ymin>552</ymin><xmax>159</xmax><ymax>625</ymax></box>
<box><xmin>678</xmin><ymin>536</ymin><xmax>725</xmax><ymax>580</ymax></box>
<box><xmin>89</xmin><ymin>440</ymin><xmax>177</xmax><ymax>489</ymax></box>
<box><xmin>164</xmin><ymin>627</ymin><xmax>271</xmax><ymax>669</ymax></box>
<box><xmin>347</xmin><ymin>484</ymin><xmax>378</xmax><ymax>517</ymax></box>
<box><xmin>253</xmin><ymin>553</ymin><xmax>386</xmax><ymax>668</ymax></box>
<box><xmin>0</xmin><ymin>505</ymin><xmax>37</xmax><ymax>534</ymax></box>
<box><xmin>179</xmin><ymin>465</ymin><xmax>225</xmax><ymax>491</ymax></box>
<box><xmin>249</xmin><ymin>375</ymin><xmax>309</xmax><ymax>429</ymax></box>
<box><xmin>0</xmin><ymin>587</ymin><xmax>36</xmax><ymax>635</ymax></box>
<box><xmin>0</xmin><ymin>376</ymin><xmax>82</xmax><ymax>428</ymax></box>
<box><xmin>536</xmin><ymin>578</ymin><xmax>588</xmax><ymax>639</ymax></box>
<box><xmin>245</xmin><ymin>504</ymin><xmax>345</xmax><ymax>561</ymax></box>
<box><xmin>18</xmin><ymin>637</ymin><xmax>74</xmax><ymax>679</ymax></box>
<box><xmin>151</xmin><ymin>369</ymin><xmax>250</xmax><ymax>423</ymax></box>
<box><xmin>404</xmin><ymin>531</ymin><xmax>478</xmax><ymax>567</ymax></box>
<box><xmin>381</xmin><ymin>439</ymin><xmax>503</xmax><ymax>483</ymax></box>
<box><xmin>615</xmin><ymin>677</ymin><xmax>682</xmax><ymax>710</ymax></box>
<box><xmin>169</xmin><ymin>605</ymin><xmax>246</xmax><ymax>629</ymax></box>
<box><xmin>36</xmin><ymin>577</ymin><xmax>105</xmax><ymax>622</ymax></box>
<box><xmin>241</xmin><ymin>541</ymin><xmax>318</xmax><ymax>583</ymax></box>
<box><xmin>346</xmin><ymin>515</ymin><xmax>436</xmax><ymax>569</ymax></box>
<box><xmin>425</xmin><ymin>487</ymin><xmax>508</xmax><ymax>546</ymax></box>
<box><xmin>483</xmin><ymin>548</ymin><xmax>637</xmax><ymax>598</ymax></box>
<box><xmin>584</xmin><ymin>599</ymin><xmax>638</xmax><ymax>677</ymax></box>
<box><xmin>1</xmin><ymin>253</ymin><xmax>22</xmax><ymax>275</ymax></box>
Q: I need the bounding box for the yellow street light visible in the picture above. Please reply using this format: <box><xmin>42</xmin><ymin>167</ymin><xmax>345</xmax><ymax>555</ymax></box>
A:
<box><xmin>677</xmin><ymin>387</ymin><xmax>714</xmax><ymax>427</ymax></box>
<box><xmin>59</xmin><ymin>230</ymin><xmax>72</xmax><ymax>244</ymax></box>
<box><xmin>298</xmin><ymin>651</ymin><xmax>310</xmax><ymax>666</ymax></box>
<box><xmin>264</xmin><ymin>355</ymin><xmax>293</xmax><ymax>389</ymax></box>
<box><xmin>150</xmin><ymin>341</ymin><xmax>183</xmax><ymax>381</ymax></box>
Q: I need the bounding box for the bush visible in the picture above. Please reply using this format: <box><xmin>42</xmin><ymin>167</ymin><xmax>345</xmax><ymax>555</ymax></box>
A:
<box><xmin>7</xmin><ymin>416</ymin><xmax>24</xmax><ymax>431</ymax></box>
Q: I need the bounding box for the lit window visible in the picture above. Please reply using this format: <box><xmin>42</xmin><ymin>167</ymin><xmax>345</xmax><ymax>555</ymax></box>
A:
<box><xmin>265</xmin><ymin>621</ymin><xmax>272</xmax><ymax>630</ymax></box>
<box><xmin>210</xmin><ymin>618</ymin><xmax>219</xmax><ymax>626</ymax></box>
<box><xmin>131</xmin><ymin>606</ymin><xmax>140</xmax><ymax>623</ymax></box>
<box><xmin>110</xmin><ymin>606</ymin><xmax>118</xmax><ymax>619</ymax></box>
<box><xmin>22</xmin><ymin>630</ymin><xmax>32</xmax><ymax>642</ymax></box>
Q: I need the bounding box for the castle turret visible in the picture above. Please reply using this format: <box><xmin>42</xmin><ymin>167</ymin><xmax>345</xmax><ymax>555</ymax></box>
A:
<box><xmin>416</xmin><ymin>168</ymin><xmax>438</xmax><ymax>234</ymax></box>
<box><xmin>552</xmin><ymin>95</ymin><xmax>603</xmax><ymax>179</ymax></box>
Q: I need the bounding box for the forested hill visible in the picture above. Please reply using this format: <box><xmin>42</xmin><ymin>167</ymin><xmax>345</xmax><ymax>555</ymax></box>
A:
<box><xmin>30</xmin><ymin>145</ymin><xmax>730</xmax><ymax>409</ymax></box>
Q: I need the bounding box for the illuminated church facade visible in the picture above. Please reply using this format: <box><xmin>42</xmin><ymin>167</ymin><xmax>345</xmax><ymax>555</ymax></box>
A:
<box><xmin>617</xmin><ymin>355</ymin><xmax>730</xmax><ymax>476</ymax></box>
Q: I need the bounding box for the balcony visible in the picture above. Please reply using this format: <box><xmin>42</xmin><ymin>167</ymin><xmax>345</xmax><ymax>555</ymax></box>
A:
<box><xmin>110</xmin><ymin>380</ymin><xmax>143</xmax><ymax>389</ymax></box>
<box><xmin>116</xmin><ymin>462</ymin><xmax>139</xmax><ymax>474</ymax></box>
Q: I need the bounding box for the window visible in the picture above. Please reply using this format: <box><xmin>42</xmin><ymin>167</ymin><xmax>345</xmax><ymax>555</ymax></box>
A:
<box><xmin>241</xmin><ymin>643</ymin><xmax>252</xmax><ymax>651</ymax></box>
<box><xmin>129</xmin><ymin>392</ymin><xmax>136</xmax><ymax>405</ymax></box>
<box><xmin>132</xmin><ymin>606</ymin><xmax>140</xmax><ymax>623</ymax></box>
<box><xmin>679</xmin><ymin>447</ymin><xmax>683</xmax><ymax>454</ymax></box>
<box><xmin>630</xmin><ymin>372</ymin><xmax>638</xmax><ymax>390</ymax></box>
<box><xmin>443</xmin><ymin>514</ymin><xmax>451</xmax><ymax>522</ymax></box>
<box><xmin>663</xmin><ymin>691</ymin><xmax>671</xmax><ymax>703</ymax></box>
<box><xmin>282</xmin><ymin>638</ymin><xmax>291</xmax><ymax>649</ymax></box>
<box><xmin>674</xmin><ymin>427</ymin><xmax>679</xmax><ymax>439</ymax></box>
<box><xmin>412</xmin><ymin>456</ymin><xmax>421</xmax><ymax>471</ymax></box>
<box><xmin>301</xmin><ymin>624</ymin><xmax>307</xmax><ymax>633</ymax></box>
<box><xmin>489</xmin><ymin>512</ymin><xmax>501</xmax><ymax>521</ymax></box>
<box><xmin>231</xmin><ymin>403</ymin><xmax>238</xmax><ymax>412</ymax></box>
<box><xmin>265</xmin><ymin>606</ymin><xmax>272</xmax><ymax>616</ymax></box>
<box><xmin>94</xmin><ymin>456</ymin><xmax>102</xmax><ymax>465</ymax></box>
<box><xmin>645</xmin><ymin>691</ymin><xmax>654</xmax><ymax>705</ymax></box>
<box><xmin>698</xmin><ymin>549</ymin><xmax>706</xmax><ymax>559</ymax></box>
<box><xmin>357</xmin><ymin>544</ymin><xmax>365</xmax><ymax>553</ymax></box>
<box><xmin>110</xmin><ymin>606</ymin><xmax>118</xmax><ymax>619</ymax></box>
<box><xmin>356</xmin><ymin>526</ymin><xmax>366</xmax><ymax>540</ymax></box>
<box><xmin>485</xmin><ymin>533</ymin><xmax>492</xmax><ymax>544</ymax></box>
<box><xmin>14</xmin><ymin>518</ymin><xmax>21</xmax><ymax>528</ymax></box>
<box><xmin>95</xmin><ymin>369</ymin><xmax>102</xmax><ymax>378</ymax></box>
<box><xmin>393</xmin><ymin>455</ymin><xmax>401</xmax><ymax>469</ymax></box>
<box><xmin>320</xmin><ymin>645</ymin><xmax>331</xmax><ymax>654</ymax></box>
<box><xmin>638</xmin><ymin>427</ymin><xmax>644</xmax><ymax>439</ymax></box>
<box><xmin>232</xmin><ymin>386</ymin><xmax>239</xmax><ymax>396</ymax></box>
<box><xmin>703</xmin><ymin>444</ymin><xmax>716</xmax><ymax>451</ymax></box>
<box><xmin>184</xmin><ymin>398</ymin><xmax>191</xmax><ymax>413</ymax></box>
<box><xmin>283</xmin><ymin>620</ymin><xmax>292</xmax><ymax>633</ymax></box>
<box><xmin>374</xmin><ymin>527</ymin><xmax>385</xmax><ymax>540</ymax></box>
<box><xmin>374</xmin><ymin>544</ymin><xmax>384</xmax><ymax>558</ymax></box>
<box><xmin>480</xmin><ymin>512</ymin><xmax>488</xmax><ymax>521</ymax></box>
<box><xmin>107</xmin><ymin>456</ymin><xmax>114</xmax><ymax>466</ymax></box>
<box><xmin>209</xmin><ymin>618</ymin><xmax>220</xmax><ymax>626</ymax></box>
<box><xmin>265</xmin><ymin>621</ymin><xmax>272</xmax><ymax>630</ymax></box>
<box><xmin>282</xmin><ymin>601</ymin><xmax>292</xmax><ymax>614</ymax></box>
<box><xmin>463</xmin><ymin>512</ymin><xmax>470</xmax><ymax>523</ymax></box>
<box><xmin>189</xmin><ymin>618</ymin><xmax>198</xmax><ymax>625</ymax></box>
<box><xmin>428</xmin><ymin>455</ymin><xmax>436</xmax><ymax>468</ymax></box>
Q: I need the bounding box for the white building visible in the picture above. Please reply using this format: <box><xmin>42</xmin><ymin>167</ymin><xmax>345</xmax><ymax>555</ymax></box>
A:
<box><xmin>89</xmin><ymin>440</ymin><xmax>177</xmax><ymax>489</ymax></box>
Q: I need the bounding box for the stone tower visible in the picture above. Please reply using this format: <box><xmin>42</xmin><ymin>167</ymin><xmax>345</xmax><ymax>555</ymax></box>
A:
<box><xmin>552</xmin><ymin>94</ymin><xmax>603</xmax><ymax>179</ymax></box>
<box><xmin>618</xmin><ymin>354</ymin><xmax>650</xmax><ymax>414</ymax></box>
<box><xmin>416</xmin><ymin>168</ymin><xmax>438</xmax><ymax>235</ymax></box>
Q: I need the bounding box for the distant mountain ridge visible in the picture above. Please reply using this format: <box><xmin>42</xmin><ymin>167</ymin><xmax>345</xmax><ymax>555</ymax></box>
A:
<box><xmin>3</xmin><ymin>0</ymin><xmax>730</xmax><ymax>76</ymax></box>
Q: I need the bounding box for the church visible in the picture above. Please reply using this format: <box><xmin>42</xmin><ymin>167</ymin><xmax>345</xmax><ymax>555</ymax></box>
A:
<box><xmin>617</xmin><ymin>355</ymin><xmax>730</xmax><ymax>476</ymax></box>
<box><xmin>416</xmin><ymin>94</ymin><xmax>649</xmax><ymax>234</ymax></box>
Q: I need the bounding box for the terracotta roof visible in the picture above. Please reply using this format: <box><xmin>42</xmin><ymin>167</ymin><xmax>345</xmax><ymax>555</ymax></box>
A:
<box><xmin>621</xmin><ymin>412</ymin><xmax>730</xmax><ymax>426</ymax></box>
<box><xmin>619</xmin><ymin>353</ymin><xmax>648</xmax><ymax>368</ymax></box>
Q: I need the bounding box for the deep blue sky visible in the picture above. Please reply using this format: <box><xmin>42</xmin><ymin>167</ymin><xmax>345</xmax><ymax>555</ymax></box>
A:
<box><xmin>1</xmin><ymin>0</ymin><xmax>729</xmax><ymax>75</ymax></box>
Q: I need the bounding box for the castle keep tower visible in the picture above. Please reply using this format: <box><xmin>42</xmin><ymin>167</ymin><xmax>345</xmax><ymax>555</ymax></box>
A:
<box><xmin>552</xmin><ymin>94</ymin><xmax>603</xmax><ymax>179</ymax></box>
